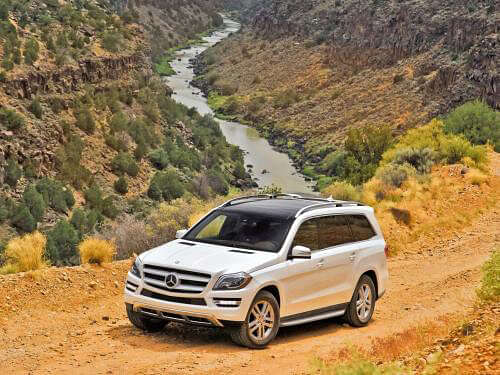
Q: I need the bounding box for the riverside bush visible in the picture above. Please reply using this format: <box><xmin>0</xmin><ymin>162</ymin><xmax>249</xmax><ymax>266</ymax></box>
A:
<box><xmin>0</xmin><ymin>231</ymin><xmax>46</xmax><ymax>274</ymax></box>
<box><xmin>444</xmin><ymin>100</ymin><xmax>499</xmax><ymax>152</ymax></box>
<box><xmin>78</xmin><ymin>237</ymin><xmax>116</xmax><ymax>265</ymax></box>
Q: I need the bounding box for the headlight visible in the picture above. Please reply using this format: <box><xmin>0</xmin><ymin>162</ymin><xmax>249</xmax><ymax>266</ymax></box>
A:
<box><xmin>213</xmin><ymin>272</ymin><xmax>252</xmax><ymax>290</ymax></box>
<box><xmin>130</xmin><ymin>257</ymin><xmax>142</xmax><ymax>278</ymax></box>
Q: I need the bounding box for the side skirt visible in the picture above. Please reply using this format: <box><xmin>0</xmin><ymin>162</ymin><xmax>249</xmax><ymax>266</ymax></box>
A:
<box><xmin>280</xmin><ymin>303</ymin><xmax>348</xmax><ymax>327</ymax></box>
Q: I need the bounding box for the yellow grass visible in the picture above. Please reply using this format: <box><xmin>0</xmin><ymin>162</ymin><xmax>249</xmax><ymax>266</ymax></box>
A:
<box><xmin>0</xmin><ymin>231</ymin><xmax>47</xmax><ymax>274</ymax></box>
<box><xmin>78</xmin><ymin>237</ymin><xmax>116</xmax><ymax>265</ymax></box>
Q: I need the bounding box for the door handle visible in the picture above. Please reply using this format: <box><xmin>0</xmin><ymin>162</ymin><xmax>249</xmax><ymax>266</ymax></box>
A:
<box><xmin>349</xmin><ymin>253</ymin><xmax>356</xmax><ymax>262</ymax></box>
<box><xmin>316</xmin><ymin>259</ymin><xmax>325</xmax><ymax>268</ymax></box>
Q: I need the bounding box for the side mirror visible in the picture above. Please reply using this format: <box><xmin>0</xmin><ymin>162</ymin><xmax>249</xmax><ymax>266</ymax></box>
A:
<box><xmin>176</xmin><ymin>229</ymin><xmax>188</xmax><ymax>239</ymax></box>
<box><xmin>291</xmin><ymin>245</ymin><xmax>312</xmax><ymax>259</ymax></box>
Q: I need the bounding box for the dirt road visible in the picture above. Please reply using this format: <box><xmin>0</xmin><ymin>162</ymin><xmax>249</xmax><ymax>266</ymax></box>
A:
<box><xmin>0</xmin><ymin>201</ymin><xmax>497</xmax><ymax>375</ymax></box>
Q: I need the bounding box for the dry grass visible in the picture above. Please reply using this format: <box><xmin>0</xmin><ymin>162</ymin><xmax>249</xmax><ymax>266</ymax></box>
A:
<box><xmin>0</xmin><ymin>231</ymin><xmax>47</xmax><ymax>274</ymax></box>
<box><xmin>78</xmin><ymin>237</ymin><xmax>116</xmax><ymax>265</ymax></box>
<box><xmin>362</xmin><ymin>162</ymin><xmax>498</xmax><ymax>255</ymax></box>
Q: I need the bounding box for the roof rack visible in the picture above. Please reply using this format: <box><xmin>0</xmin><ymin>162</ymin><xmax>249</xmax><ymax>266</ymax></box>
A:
<box><xmin>295</xmin><ymin>201</ymin><xmax>365</xmax><ymax>218</ymax></box>
<box><xmin>221</xmin><ymin>193</ymin><xmax>307</xmax><ymax>207</ymax></box>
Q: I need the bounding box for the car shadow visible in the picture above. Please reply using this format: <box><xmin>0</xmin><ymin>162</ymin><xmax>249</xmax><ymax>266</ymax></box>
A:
<box><xmin>108</xmin><ymin>316</ymin><xmax>358</xmax><ymax>352</ymax></box>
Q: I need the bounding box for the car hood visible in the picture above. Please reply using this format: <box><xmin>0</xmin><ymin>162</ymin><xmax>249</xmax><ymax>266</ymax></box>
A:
<box><xmin>140</xmin><ymin>240</ymin><xmax>279</xmax><ymax>275</ymax></box>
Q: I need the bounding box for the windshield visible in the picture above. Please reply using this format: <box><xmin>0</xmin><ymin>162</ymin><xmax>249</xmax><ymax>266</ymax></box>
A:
<box><xmin>184</xmin><ymin>210</ymin><xmax>291</xmax><ymax>253</ymax></box>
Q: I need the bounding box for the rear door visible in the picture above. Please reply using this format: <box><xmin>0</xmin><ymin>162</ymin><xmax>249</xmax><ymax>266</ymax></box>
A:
<box><xmin>314</xmin><ymin>215</ymin><xmax>358</xmax><ymax>306</ymax></box>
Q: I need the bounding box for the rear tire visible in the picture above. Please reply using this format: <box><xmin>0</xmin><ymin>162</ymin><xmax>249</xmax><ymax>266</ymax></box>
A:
<box><xmin>344</xmin><ymin>275</ymin><xmax>376</xmax><ymax>327</ymax></box>
<box><xmin>126</xmin><ymin>304</ymin><xmax>168</xmax><ymax>332</ymax></box>
<box><xmin>230</xmin><ymin>291</ymin><xmax>280</xmax><ymax>349</ymax></box>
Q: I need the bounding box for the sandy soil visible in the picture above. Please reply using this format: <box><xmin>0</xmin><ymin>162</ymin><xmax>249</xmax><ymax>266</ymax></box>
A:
<box><xmin>0</xmin><ymin>198</ymin><xmax>498</xmax><ymax>374</ymax></box>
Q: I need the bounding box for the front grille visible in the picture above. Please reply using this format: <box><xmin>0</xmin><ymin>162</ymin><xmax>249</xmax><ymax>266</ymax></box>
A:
<box><xmin>141</xmin><ymin>289</ymin><xmax>206</xmax><ymax>306</ymax></box>
<box><xmin>143</xmin><ymin>264</ymin><xmax>211</xmax><ymax>294</ymax></box>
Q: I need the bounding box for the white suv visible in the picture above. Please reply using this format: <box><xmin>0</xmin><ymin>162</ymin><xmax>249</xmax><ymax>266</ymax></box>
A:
<box><xmin>124</xmin><ymin>194</ymin><xmax>388</xmax><ymax>348</ymax></box>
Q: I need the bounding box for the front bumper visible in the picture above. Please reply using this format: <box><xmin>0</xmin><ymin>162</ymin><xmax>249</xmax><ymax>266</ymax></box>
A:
<box><xmin>124</xmin><ymin>273</ymin><xmax>253</xmax><ymax>327</ymax></box>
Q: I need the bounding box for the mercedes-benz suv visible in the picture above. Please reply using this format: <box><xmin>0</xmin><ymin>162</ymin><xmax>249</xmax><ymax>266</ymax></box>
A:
<box><xmin>124</xmin><ymin>194</ymin><xmax>388</xmax><ymax>348</ymax></box>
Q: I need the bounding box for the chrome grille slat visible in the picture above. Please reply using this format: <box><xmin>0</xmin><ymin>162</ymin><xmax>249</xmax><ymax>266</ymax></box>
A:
<box><xmin>143</xmin><ymin>264</ymin><xmax>211</xmax><ymax>294</ymax></box>
<box><xmin>144</xmin><ymin>278</ymin><xmax>204</xmax><ymax>292</ymax></box>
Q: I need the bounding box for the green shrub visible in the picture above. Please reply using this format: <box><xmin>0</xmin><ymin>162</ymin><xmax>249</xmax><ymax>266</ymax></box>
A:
<box><xmin>36</xmin><ymin>178</ymin><xmax>74</xmax><ymax>213</ymax></box>
<box><xmin>207</xmin><ymin>169</ymin><xmax>229</xmax><ymax>195</ymax></box>
<box><xmin>48</xmin><ymin>96</ymin><xmax>65</xmax><ymax>114</ymax></box>
<box><xmin>5</xmin><ymin>158</ymin><xmax>22</xmax><ymax>187</ymax></box>
<box><xmin>101</xmin><ymin>30</ymin><xmax>123</xmax><ymax>52</ymax></box>
<box><xmin>22</xmin><ymin>185</ymin><xmax>46</xmax><ymax>222</ymax></box>
<box><xmin>111</xmin><ymin>152</ymin><xmax>139</xmax><ymax>177</ymax></box>
<box><xmin>391</xmin><ymin>147</ymin><xmax>436</xmax><ymax>174</ymax></box>
<box><xmin>134</xmin><ymin>141</ymin><xmax>148</xmax><ymax>161</ymax></box>
<box><xmin>28</xmin><ymin>97</ymin><xmax>43</xmax><ymax>119</ymax></box>
<box><xmin>24</xmin><ymin>38</ymin><xmax>39</xmax><ymax>65</ymax></box>
<box><xmin>147</xmin><ymin>169</ymin><xmax>185</xmax><ymax>201</ymax></box>
<box><xmin>0</xmin><ymin>107</ymin><xmax>25</xmax><ymax>130</ymax></box>
<box><xmin>46</xmin><ymin>219</ymin><xmax>79</xmax><ymax>265</ymax></box>
<box><xmin>233</xmin><ymin>162</ymin><xmax>246</xmax><ymax>179</ymax></box>
<box><xmin>477</xmin><ymin>248</ymin><xmax>499</xmax><ymax>302</ymax></box>
<box><xmin>382</xmin><ymin>119</ymin><xmax>488</xmax><ymax>169</ymax></box>
<box><xmin>149</xmin><ymin>149</ymin><xmax>169</xmax><ymax>170</ymax></box>
<box><xmin>444</xmin><ymin>100</ymin><xmax>499</xmax><ymax>152</ymax></box>
<box><xmin>55</xmin><ymin>134</ymin><xmax>91</xmax><ymax>189</ymax></box>
<box><xmin>102</xmin><ymin>196</ymin><xmax>119</xmax><ymax>219</ymax></box>
<box><xmin>377</xmin><ymin>163</ymin><xmax>415</xmax><ymax>188</ymax></box>
<box><xmin>10</xmin><ymin>204</ymin><xmax>36</xmax><ymax>233</ymax></box>
<box><xmin>105</xmin><ymin>133</ymin><xmax>127</xmax><ymax>152</ymax></box>
<box><xmin>108</xmin><ymin>111</ymin><xmax>128</xmax><ymax>133</ymax></box>
<box><xmin>75</xmin><ymin>106</ymin><xmax>95</xmax><ymax>134</ymax></box>
<box><xmin>322</xmin><ymin>181</ymin><xmax>361</xmax><ymax>201</ymax></box>
<box><xmin>114</xmin><ymin>176</ymin><xmax>128</xmax><ymax>195</ymax></box>
<box><xmin>273</xmin><ymin>89</ymin><xmax>300</xmax><ymax>109</ymax></box>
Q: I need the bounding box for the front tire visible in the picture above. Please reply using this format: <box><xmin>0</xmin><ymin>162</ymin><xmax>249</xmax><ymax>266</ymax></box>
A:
<box><xmin>230</xmin><ymin>291</ymin><xmax>280</xmax><ymax>348</ymax></box>
<box><xmin>126</xmin><ymin>304</ymin><xmax>168</xmax><ymax>332</ymax></box>
<box><xmin>344</xmin><ymin>275</ymin><xmax>376</xmax><ymax>327</ymax></box>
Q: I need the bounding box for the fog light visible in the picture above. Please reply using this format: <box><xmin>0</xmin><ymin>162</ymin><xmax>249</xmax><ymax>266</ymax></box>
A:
<box><xmin>213</xmin><ymin>298</ymin><xmax>241</xmax><ymax>307</ymax></box>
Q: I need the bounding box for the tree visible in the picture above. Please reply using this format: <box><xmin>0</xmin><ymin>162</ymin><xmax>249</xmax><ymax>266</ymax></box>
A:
<box><xmin>10</xmin><ymin>204</ymin><xmax>36</xmax><ymax>233</ymax></box>
<box><xmin>5</xmin><ymin>158</ymin><xmax>22</xmax><ymax>187</ymax></box>
<box><xmin>114</xmin><ymin>176</ymin><xmax>128</xmax><ymax>195</ymax></box>
<box><xmin>46</xmin><ymin>219</ymin><xmax>79</xmax><ymax>265</ymax></box>
<box><xmin>23</xmin><ymin>185</ymin><xmax>46</xmax><ymax>222</ymax></box>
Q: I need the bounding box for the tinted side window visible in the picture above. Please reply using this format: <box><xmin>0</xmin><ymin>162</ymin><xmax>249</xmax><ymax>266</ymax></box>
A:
<box><xmin>292</xmin><ymin>219</ymin><xmax>319</xmax><ymax>251</ymax></box>
<box><xmin>318</xmin><ymin>215</ymin><xmax>353</xmax><ymax>248</ymax></box>
<box><xmin>347</xmin><ymin>215</ymin><xmax>376</xmax><ymax>241</ymax></box>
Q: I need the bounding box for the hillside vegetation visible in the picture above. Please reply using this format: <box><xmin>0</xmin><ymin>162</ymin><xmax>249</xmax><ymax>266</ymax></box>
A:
<box><xmin>0</xmin><ymin>0</ymin><xmax>252</xmax><ymax>268</ymax></box>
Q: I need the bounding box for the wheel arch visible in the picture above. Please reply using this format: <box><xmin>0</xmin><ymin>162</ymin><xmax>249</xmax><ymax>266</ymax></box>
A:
<box><xmin>360</xmin><ymin>270</ymin><xmax>379</xmax><ymax>299</ymax></box>
<box><xmin>258</xmin><ymin>284</ymin><xmax>281</xmax><ymax>307</ymax></box>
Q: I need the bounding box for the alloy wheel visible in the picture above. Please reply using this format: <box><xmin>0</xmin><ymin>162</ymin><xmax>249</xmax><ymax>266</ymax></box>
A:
<box><xmin>247</xmin><ymin>300</ymin><xmax>275</xmax><ymax>342</ymax></box>
<box><xmin>356</xmin><ymin>283</ymin><xmax>372</xmax><ymax>323</ymax></box>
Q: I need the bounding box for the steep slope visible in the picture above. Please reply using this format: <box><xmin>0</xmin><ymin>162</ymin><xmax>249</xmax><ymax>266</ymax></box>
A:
<box><xmin>197</xmin><ymin>0</ymin><xmax>498</xmax><ymax>163</ymax></box>
<box><xmin>0</xmin><ymin>0</ymin><xmax>250</xmax><ymax>262</ymax></box>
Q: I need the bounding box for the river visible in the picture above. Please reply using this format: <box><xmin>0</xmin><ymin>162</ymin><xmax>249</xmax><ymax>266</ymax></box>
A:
<box><xmin>166</xmin><ymin>17</ymin><xmax>314</xmax><ymax>194</ymax></box>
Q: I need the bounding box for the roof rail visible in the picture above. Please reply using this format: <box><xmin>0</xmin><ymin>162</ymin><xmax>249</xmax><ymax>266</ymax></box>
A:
<box><xmin>295</xmin><ymin>201</ymin><xmax>365</xmax><ymax>218</ymax></box>
<box><xmin>220</xmin><ymin>193</ymin><xmax>323</xmax><ymax>208</ymax></box>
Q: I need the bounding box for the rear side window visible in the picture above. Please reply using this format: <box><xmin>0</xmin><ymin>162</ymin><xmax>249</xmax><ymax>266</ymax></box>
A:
<box><xmin>292</xmin><ymin>219</ymin><xmax>319</xmax><ymax>251</ymax></box>
<box><xmin>347</xmin><ymin>215</ymin><xmax>377</xmax><ymax>241</ymax></box>
<box><xmin>318</xmin><ymin>216</ymin><xmax>353</xmax><ymax>248</ymax></box>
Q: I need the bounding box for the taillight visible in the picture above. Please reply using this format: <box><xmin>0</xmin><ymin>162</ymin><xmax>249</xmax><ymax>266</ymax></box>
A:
<box><xmin>384</xmin><ymin>245</ymin><xmax>389</xmax><ymax>257</ymax></box>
